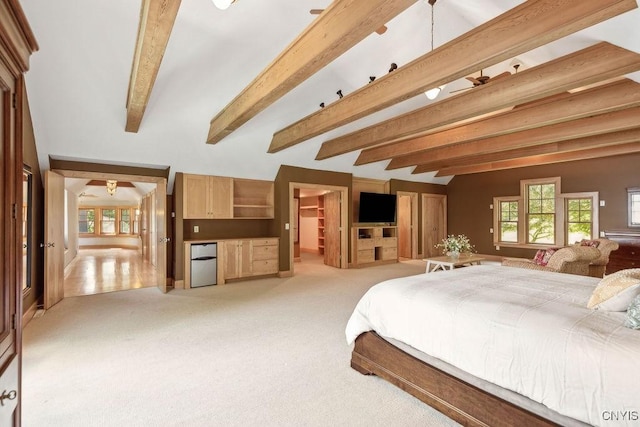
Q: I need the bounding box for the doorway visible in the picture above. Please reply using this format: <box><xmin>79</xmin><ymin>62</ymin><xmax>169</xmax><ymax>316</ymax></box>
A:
<box><xmin>44</xmin><ymin>169</ymin><xmax>168</xmax><ymax>309</ymax></box>
<box><xmin>289</xmin><ymin>183</ymin><xmax>349</xmax><ymax>273</ymax></box>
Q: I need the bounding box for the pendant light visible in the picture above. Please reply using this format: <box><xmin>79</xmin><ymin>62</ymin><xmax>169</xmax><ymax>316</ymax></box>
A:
<box><xmin>424</xmin><ymin>0</ymin><xmax>445</xmax><ymax>100</ymax></box>
<box><xmin>212</xmin><ymin>0</ymin><xmax>236</xmax><ymax>10</ymax></box>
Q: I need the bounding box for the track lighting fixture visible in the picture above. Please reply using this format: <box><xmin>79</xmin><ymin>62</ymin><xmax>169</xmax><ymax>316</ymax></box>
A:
<box><xmin>388</xmin><ymin>63</ymin><xmax>397</xmax><ymax>73</ymax></box>
<box><xmin>336</xmin><ymin>90</ymin><xmax>343</xmax><ymax>99</ymax></box>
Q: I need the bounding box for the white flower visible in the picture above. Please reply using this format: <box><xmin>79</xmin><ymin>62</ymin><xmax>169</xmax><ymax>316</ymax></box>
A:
<box><xmin>435</xmin><ymin>234</ymin><xmax>475</xmax><ymax>255</ymax></box>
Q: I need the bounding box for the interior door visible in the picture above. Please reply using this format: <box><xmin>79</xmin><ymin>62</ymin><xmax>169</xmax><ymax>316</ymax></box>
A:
<box><xmin>155</xmin><ymin>180</ymin><xmax>167</xmax><ymax>293</ymax></box>
<box><xmin>44</xmin><ymin>170</ymin><xmax>65</xmax><ymax>309</ymax></box>
<box><xmin>323</xmin><ymin>191</ymin><xmax>341</xmax><ymax>268</ymax></box>
<box><xmin>397</xmin><ymin>194</ymin><xmax>412</xmax><ymax>258</ymax></box>
<box><xmin>422</xmin><ymin>194</ymin><xmax>447</xmax><ymax>258</ymax></box>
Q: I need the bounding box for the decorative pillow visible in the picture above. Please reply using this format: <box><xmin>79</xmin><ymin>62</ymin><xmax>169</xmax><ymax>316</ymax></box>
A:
<box><xmin>533</xmin><ymin>248</ymin><xmax>560</xmax><ymax>266</ymax></box>
<box><xmin>580</xmin><ymin>239</ymin><xmax>600</xmax><ymax>248</ymax></box>
<box><xmin>587</xmin><ymin>268</ymin><xmax>640</xmax><ymax>311</ymax></box>
<box><xmin>625</xmin><ymin>295</ymin><xmax>640</xmax><ymax>329</ymax></box>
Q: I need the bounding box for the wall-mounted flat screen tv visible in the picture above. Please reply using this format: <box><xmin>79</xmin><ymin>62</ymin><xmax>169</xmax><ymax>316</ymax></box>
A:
<box><xmin>358</xmin><ymin>192</ymin><xmax>397</xmax><ymax>224</ymax></box>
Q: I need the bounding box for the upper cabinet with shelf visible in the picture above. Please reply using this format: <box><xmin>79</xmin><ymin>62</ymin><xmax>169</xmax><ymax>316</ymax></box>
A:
<box><xmin>182</xmin><ymin>173</ymin><xmax>274</xmax><ymax>219</ymax></box>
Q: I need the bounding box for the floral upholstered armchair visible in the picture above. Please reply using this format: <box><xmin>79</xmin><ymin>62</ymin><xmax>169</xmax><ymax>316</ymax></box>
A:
<box><xmin>502</xmin><ymin>245</ymin><xmax>601</xmax><ymax>276</ymax></box>
<box><xmin>575</xmin><ymin>238</ymin><xmax>620</xmax><ymax>278</ymax></box>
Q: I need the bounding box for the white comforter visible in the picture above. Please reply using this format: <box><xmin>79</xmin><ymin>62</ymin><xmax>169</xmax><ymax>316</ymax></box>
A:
<box><xmin>345</xmin><ymin>265</ymin><xmax>640</xmax><ymax>426</ymax></box>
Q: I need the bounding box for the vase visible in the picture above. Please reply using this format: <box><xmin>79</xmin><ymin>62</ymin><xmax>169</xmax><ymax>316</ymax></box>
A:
<box><xmin>447</xmin><ymin>251</ymin><xmax>460</xmax><ymax>259</ymax></box>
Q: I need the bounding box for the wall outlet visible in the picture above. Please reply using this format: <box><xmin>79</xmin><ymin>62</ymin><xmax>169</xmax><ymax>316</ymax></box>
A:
<box><xmin>600</xmin><ymin>231</ymin><xmax>605</xmax><ymax>238</ymax></box>
<box><xmin>495</xmin><ymin>245</ymin><xmax>500</xmax><ymax>250</ymax></box>
<box><xmin>489</xmin><ymin>204</ymin><xmax>493</xmax><ymax>210</ymax></box>
<box><xmin>599</xmin><ymin>200</ymin><xmax>606</xmax><ymax>207</ymax></box>
<box><xmin>285</xmin><ymin>223</ymin><xmax>290</xmax><ymax>230</ymax></box>
<box><xmin>193</xmin><ymin>225</ymin><xmax>199</xmax><ymax>233</ymax></box>
<box><xmin>489</xmin><ymin>228</ymin><xmax>493</xmax><ymax>233</ymax></box>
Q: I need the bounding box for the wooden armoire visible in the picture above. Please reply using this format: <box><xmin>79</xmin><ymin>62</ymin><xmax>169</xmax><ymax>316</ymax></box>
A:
<box><xmin>0</xmin><ymin>1</ymin><xmax>37</xmax><ymax>425</ymax></box>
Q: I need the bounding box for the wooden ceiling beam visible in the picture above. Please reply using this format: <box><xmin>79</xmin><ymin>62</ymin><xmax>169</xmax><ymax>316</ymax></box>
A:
<box><xmin>411</xmin><ymin>128</ymin><xmax>640</xmax><ymax>174</ymax></box>
<box><xmin>405</xmin><ymin>106</ymin><xmax>640</xmax><ymax>173</ymax></box>
<box><xmin>125</xmin><ymin>0</ymin><xmax>182</xmax><ymax>133</ymax></box>
<box><xmin>316</xmin><ymin>42</ymin><xmax>640</xmax><ymax>160</ymax></box>
<box><xmin>206</xmin><ymin>0</ymin><xmax>415</xmax><ymax>144</ymax></box>
<box><xmin>360</xmin><ymin>79</ymin><xmax>640</xmax><ymax>168</ymax></box>
<box><xmin>432</xmin><ymin>142</ymin><xmax>640</xmax><ymax>177</ymax></box>
<box><xmin>269</xmin><ymin>0</ymin><xmax>638</xmax><ymax>153</ymax></box>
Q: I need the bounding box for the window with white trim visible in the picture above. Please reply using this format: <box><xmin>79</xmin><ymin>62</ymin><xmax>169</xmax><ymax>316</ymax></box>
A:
<box><xmin>629</xmin><ymin>188</ymin><xmax>640</xmax><ymax>227</ymax></box>
<box><xmin>493</xmin><ymin>177</ymin><xmax>598</xmax><ymax>247</ymax></box>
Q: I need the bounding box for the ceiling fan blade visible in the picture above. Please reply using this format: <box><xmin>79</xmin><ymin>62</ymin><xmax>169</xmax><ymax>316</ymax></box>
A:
<box><xmin>449</xmin><ymin>87</ymin><xmax>472</xmax><ymax>94</ymax></box>
<box><xmin>489</xmin><ymin>71</ymin><xmax>512</xmax><ymax>81</ymax></box>
<box><xmin>310</xmin><ymin>9</ymin><xmax>324</xmax><ymax>15</ymax></box>
<box><xmin>466</xmin><ymin>76</ymin><xmax>482</xmax><ymax>86</ymax></box>
<box><xmin>375</xmin><ymin>25</ymin><xmax>388</xmax><ymax>35</ymax></box>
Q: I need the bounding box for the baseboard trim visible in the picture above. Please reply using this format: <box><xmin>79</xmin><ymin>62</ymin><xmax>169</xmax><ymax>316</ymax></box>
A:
<box><xmin>278</xmin><ymin>270</ymin><xmax>293</xmax><ymax>278</ymax></box>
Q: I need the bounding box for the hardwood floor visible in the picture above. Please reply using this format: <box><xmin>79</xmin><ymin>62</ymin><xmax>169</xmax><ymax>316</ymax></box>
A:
<box><xmin>64</xmin><ymin>248</ymin><xmax>158</xmax><ymax>297</ymax></box>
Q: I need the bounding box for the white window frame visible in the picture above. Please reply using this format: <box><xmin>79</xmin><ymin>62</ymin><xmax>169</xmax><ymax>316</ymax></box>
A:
<box><xmin>493</xmin><ymin>178</ymin><xmax>599</xmax><ymax>249</ymax></box>
<box><xmin>629</xmin><ymin>187</ymin><xmax>640</xmax><ymax>227</ymax></box>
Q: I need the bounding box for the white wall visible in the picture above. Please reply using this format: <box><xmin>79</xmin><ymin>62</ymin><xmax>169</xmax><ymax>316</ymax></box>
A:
<box><xmin>79</xmin><ymin>236</ymin><xmax>141</xmax><ymax>249</ymax></box>
<box><xmin>300</xmin><ymin>212</ymin><xmax>318</xmax><ymax>251</ymax></box>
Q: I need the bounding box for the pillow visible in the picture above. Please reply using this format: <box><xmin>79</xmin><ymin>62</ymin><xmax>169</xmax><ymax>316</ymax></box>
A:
<box><xmin>580</xmin><ymin>239</ymin><xmax>600</xmax><ymax>248</ymax></box>
<box><xmin>625</xmin><ymin>295</ymin><xmax>640</xmax><ymax>329</ymax></box>
<box><xmin>533</xmin><ymin>248</ymin><xmax>560</xmax><ymax>266</ymax></box>
<box><xmin>587</xmin><ymin>268</ymin><xmax>640</xmax><ymax>311</ymax></box>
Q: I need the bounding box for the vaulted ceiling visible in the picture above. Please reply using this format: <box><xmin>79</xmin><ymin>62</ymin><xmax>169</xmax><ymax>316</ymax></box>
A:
<box><xmin>20</xmin><ymin>0</ymin><xmax>640</xmax><ymax>193</ymax></box>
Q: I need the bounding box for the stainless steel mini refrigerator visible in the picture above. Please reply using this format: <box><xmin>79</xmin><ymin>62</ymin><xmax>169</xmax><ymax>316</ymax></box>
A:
<box><xmin>190</xmin><ymin>243</ymin><xmax>217</xmax><ymax>287</ymax></box>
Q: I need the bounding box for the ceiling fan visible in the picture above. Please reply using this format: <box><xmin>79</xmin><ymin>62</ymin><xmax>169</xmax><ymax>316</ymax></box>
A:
<box><xmin>310</xmin><ymin>9</ymin><xmax>388</xmax><ymax>35</ymax></box>
<box><xmin>450</xmin><ymin>64</ymin><xmax>519</xmax><ymax>94</ymax></box>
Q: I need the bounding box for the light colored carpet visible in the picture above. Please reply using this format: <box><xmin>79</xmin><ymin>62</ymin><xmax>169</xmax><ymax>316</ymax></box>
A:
<box><xmin>23</xmin><ymin>255</ymin><xmax>460</xmax><ymax>427</ymax></box>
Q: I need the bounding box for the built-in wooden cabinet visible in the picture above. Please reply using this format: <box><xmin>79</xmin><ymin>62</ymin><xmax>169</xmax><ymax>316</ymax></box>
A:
<box><xmin>352</xmin><ymin>226</ymin><xmax>398</xmax><ymax>267</ymax></box>
<box><xmin>183</xmin><ymin>174</ymin><xmax>233</xmax><ymax>219</ymax></box>
<box><xmin>223</xmin><ymin>238</ymin><xmax>279</xmax><ymax>281</ymax></box>
<box><xmin>182</xmin><ymin>173</ymin><xmax>274</xmax><ymax>219</ymax></box>
<box><xmin>184</xmin><ymin>238</ymin><xmax>279</xmax><ymax>287</ymax></box>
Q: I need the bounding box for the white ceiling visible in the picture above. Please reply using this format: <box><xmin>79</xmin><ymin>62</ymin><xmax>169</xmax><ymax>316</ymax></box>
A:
<box><xmin>20</xmin><ymin>0</ymin><xmax>640</xmax><ymax>195</ymax></box>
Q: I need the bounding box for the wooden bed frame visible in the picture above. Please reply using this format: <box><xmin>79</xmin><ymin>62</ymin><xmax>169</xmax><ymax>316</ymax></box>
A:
<box><xmin>351</xmin><ymin>331</ymin><xmax>559</xmax><ymax>427</ymax></box>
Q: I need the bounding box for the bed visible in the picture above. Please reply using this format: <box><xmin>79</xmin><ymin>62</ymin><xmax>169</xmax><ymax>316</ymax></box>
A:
<box><xmin>345</xmin><ymin>264</ymin><xmax>640</xmax><ymax>427</ymax></box>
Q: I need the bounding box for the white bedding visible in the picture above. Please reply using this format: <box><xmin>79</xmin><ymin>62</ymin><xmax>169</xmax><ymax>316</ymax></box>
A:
<box><xmin>345</xmin><ymin>264</ymin><xmax>640</xmax><ymax>426</ymax></box>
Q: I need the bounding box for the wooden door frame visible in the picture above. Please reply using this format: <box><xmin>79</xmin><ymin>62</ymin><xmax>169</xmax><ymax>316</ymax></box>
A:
<box><xmin>49</xmin><ymin>169</ymin><xmax>168</xmax><ymax>292</ymax></box>
<box><xmin>421</xmin><ymin>193</ymin><xmax>447</xmax><ymax>258</ymax></box>
<box><xmin>288</xmin><ymin>182</ymin><xmax>349</xmax><ymax>272</ymax></box>
<box><xmin>396</xmin><ymin>191</ymin><xmax>418</xmax><ymax>259</ymax></box>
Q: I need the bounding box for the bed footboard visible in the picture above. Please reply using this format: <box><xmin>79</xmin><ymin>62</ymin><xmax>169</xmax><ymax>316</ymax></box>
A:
<box><xmin>351</xmin><ymin>332</ymin><xmax>557</xmax><ymax>427</ymax></box>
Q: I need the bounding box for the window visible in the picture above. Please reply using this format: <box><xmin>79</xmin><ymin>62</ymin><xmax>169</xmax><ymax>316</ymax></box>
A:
<box><xmin>629</xmin><ymin>188</ymin><xmax>640</xmax><ymax>227</ymax></box>
<box><xmin>493</xmin><ymin>177</ymin><xmax>598</xmax><ymax>248</ymax></box>
<box><xmin>566</xmin><ymin>198</ymin><xmax>593</xmax><ymax>243</ymax></box>
<box><xmin>497</xmin><ymin>199</ymin><xmax>519</xmax><ymax>243</ymax></box>
<box><xmin>120</xmin><ymin>208</ymin><xmax>132</xmax><ymax>234</ymax></box>
<box><xmin>100</xmin><ymin>209</ymin><xmax>116</xmax><ymax>235</ymax></box>
<box><xmin>526</xmin><ymin>182</ymin><xmax>556</xmax><ymax>244</ymax></box>
<box><xmin>79</xmin><ymin>208</ymin><xmax>95</xmax><ymax>233</ymax></box>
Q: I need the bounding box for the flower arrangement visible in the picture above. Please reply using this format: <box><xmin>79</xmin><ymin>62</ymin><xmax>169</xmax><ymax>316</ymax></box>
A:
<box><xmin>435</xmin><ymin>234</ymin><xmax>475</xmax><ymax>256</ymax></box>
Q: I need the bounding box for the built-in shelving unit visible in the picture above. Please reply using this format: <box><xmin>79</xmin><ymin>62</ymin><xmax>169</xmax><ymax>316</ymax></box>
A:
<box><xmin>233</xmin><ymin>178</ymin><xmax>274</xmax><ymax>219</ymax></box>
<box><xmin>318</xmin><ymin>196</ymin><xmax>325</xmax><ymax>255</ymax></box>
<box><xmin>351</xmin><ymin>226</ymin><xmax>398</xmax><ymax>267</ymax></box>
<box><xmin>182</xmin><ymin>173</ymin><xmax>274</xmax><ymax>219</ymax></box>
